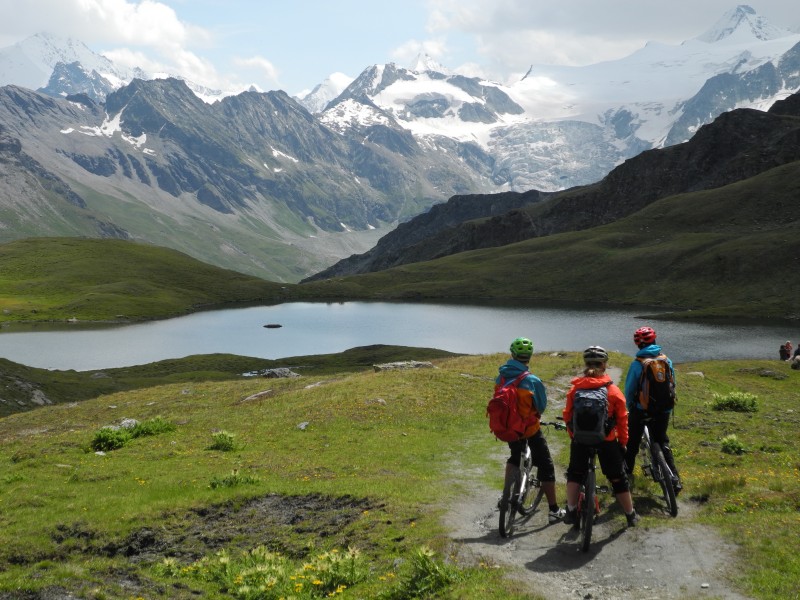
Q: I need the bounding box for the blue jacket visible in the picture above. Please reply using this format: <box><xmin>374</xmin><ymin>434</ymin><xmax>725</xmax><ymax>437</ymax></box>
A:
<box><xmin>496</xmin><ymin>359</ymin><xmax>548</xmax><ymax>415</ymax></box>
<box><xmin>624</xmin><ymin>344</ymin><xmax>675</xmax><ymax>412</ymax></box>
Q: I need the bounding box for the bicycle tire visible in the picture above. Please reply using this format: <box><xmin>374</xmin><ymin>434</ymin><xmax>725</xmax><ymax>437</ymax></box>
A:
<box><xmin>580</xmin><ymin>470</ymin><xmax>595</xmax><ymax>552</ymax></box>
<box><xmin>518</xmin><ymin>484</ymin><xmax>544</xmax><ymax>517</ymax></box>
<box><xmin>499</xmin><ymin>471</ymin><xmax>521</xmax><ymax>537</ymax></box>
<box><xmin>652</xmin><ymin>443</ymin><xmax>678</xmax><ymax>517</ymax></box>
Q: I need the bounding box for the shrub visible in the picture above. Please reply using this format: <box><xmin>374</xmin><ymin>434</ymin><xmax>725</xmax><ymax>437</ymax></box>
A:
<box><xmin>89</xmin><ymin>416</ymin><xmax>176</xmax><ymax>452</ymax></box>
<box><xmin>208</xmin><ymin>431</ymin><xmax>237</xmax><ymax>452</ymax></box>
<box><xmin>91</xmin><ymin>427</ymin><xmax>132</xmax><ymax>451</ymax></box>
<box><xmin>712</xmin><ymin>392</ymin><xmax>758</xmax><ymax>413</ymax></box>
<box><xmin>131</xmin><ymin>416</ymin><xmax>176</xmax><ymax>438</ymax></box>
<box><xmin>721</xmin><ymin>434</ymin><xmax>746</xmax><ymax>455</ymax></box>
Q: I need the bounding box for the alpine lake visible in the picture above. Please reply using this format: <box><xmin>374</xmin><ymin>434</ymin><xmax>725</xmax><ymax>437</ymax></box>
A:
<box><xmin>0</xmin><ymin>301</ymin><xmax>794</xmax><ymax>371</ymax></box>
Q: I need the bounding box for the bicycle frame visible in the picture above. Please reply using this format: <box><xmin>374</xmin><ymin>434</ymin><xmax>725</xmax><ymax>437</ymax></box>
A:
<box><xmin>499</xmin><ymin>421</ymin><xmax>565</xmax><ymax>538</ymax></box>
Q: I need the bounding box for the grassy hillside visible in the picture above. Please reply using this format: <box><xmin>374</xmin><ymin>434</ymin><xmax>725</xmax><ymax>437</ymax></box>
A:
<box><xmin>0</xmin><ymin>237</ymin><xmax>286</xmax><ymax>322</ymax></box>
<box><xmin>0</xmin><ymin>345</ymin><xmax>460</xmax><ymax>418</ymax></box>
<box><xmin>295</xmin><ymin>161</ymin><xmax>800</xmax><ymax>321</ymax></box>
<box><xmin>1</xmin><ymin>161</ymin><xmax>797</xmax><ymax>326</ymax></box>
<box><xmin>0</xmin><ymin>353</ymin><xmax>796</xmax><ymax>599</ymax></box>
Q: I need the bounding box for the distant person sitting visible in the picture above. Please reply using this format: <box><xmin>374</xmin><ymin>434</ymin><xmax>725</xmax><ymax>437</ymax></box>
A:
<box><xmin>780</xmin><ymin>341</ymin><xmax>793</xmax><ymax>361</ymax></box>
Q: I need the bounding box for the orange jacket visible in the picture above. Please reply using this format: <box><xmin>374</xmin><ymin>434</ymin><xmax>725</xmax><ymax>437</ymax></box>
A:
<box><xmin>563</xmin><ymin>373</ymin><xmax>629</xmax><ymax>447</ymax></box>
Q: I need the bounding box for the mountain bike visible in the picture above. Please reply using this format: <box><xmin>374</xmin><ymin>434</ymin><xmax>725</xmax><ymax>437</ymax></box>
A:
<box><xmin>570</xmin><ymin>445</ymin><xmax>610</xmax><ymax>552</ymax></box>
<box><xmin>498</xmin><ymin>421</ymin><xmax>566</xmax><ymax>538</ymax></box>
<box><xmin>638</xmin><ymin>419</ymin><xmax>678</xmax><ymax>517</ymax></box>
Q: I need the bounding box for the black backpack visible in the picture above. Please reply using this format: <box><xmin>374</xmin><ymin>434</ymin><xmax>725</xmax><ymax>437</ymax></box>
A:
<box><xmin>637</xmin><ymin>355</ymin><xmax>676</xmax><ymax>416</ymax></box>
<box><xmin>571</xmin><ymin>385</ymin><xmax>610</xmax><ymax>445</ymax></box>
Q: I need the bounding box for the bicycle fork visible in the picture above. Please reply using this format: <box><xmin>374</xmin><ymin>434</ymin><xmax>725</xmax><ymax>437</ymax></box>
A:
<box><xmin>578</xmin><ymin>490</ymin><xmax>601</xmax><ymax>516</ymax></box>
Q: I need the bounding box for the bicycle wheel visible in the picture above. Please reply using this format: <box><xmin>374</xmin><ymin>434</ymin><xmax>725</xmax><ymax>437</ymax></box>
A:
<box><xmin>499</xmin><ymin>471</ymin><xmax>521</xmax><ymax>537</ymax></box>
<box><xmin>579</xmin><ymin>470</ymin><xmax>596</xmax><ymax>552</ymax></box>
<box><xmin>518</xmin><ymin>482</ymin><xmax>544</xmax><ymax>516</ymax></box>
<box><xmin>652</xmin><ymin>443</ymin><xmax>678</xmax><ymax>517</ymax></box>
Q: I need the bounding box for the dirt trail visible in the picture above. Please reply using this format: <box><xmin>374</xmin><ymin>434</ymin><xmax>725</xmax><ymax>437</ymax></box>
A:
<box><xmin>444</xmin><ymin>367</ymin><xmax>752</xmax><ymax>600</ymax></box>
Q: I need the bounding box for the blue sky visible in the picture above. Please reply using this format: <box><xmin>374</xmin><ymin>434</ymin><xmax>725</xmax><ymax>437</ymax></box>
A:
<box><xmin>0</xmin><ymin>0</ymin><xmax>798</xmax><ymax>96</ymax></box>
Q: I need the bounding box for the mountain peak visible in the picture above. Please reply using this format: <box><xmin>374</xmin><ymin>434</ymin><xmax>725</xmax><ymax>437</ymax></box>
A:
<box><xmin>695</xmin><ymin>4</ymin><xmax>792</xmax><ymax>43</ymax></box>
<box><xmin>408</xmin><ymin>53</ymin><xmax>448</xmax><ymax>74</ymax></box>
<box><xmin>0</xmin><ymin>31</ymin><xmax>131</xmax><ymax>91</ymax></box>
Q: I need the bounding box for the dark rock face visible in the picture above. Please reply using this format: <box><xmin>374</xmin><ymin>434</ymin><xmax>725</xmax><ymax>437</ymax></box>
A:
<box><xmin>64</xmin><ymin>151</ymin><xmax>117</xmax><ymax>177</ymax></box>
<box><xmin>303</xmin><ymin>189</ymin><xmax>552</xmax><ymax>281</ymax></box>
<box><xmin>39</xmin><ymin>61</ymin><xmax>115</xmax><ymax>103</ymax></box>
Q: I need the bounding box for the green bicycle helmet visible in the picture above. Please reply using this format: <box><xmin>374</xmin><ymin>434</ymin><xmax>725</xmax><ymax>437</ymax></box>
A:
<box><xmin>510</xmin><ymin>337</ymin><xmax>534</xmax><ymax>359</ymax></box>
<box><xmin>583</xmin><ymin>345</ymin><xmax>609</xmax><ymax>363</ymax></box>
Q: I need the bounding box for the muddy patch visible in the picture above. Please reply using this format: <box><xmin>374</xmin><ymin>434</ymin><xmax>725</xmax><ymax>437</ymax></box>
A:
<box><xmin>112</xmin><ymin>492</ymin><xmax>381</xmax><ymax>563</ymax></box>
<box><xmin>0</xmin><ymin>493</ymin><xmax>380</xmax><ymax>600</ymax></box>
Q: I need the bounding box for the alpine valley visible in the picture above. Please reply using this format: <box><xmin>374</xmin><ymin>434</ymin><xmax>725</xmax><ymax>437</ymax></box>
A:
<box><xmin>0</xmin><ymin>5</ymin><xmax>798</xmax><ymax>282</ymax></box>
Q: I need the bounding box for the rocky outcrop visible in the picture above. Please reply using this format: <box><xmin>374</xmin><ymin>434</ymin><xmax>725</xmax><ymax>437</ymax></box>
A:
<box><xmin>372</xmin><ymin>361</ymin><xmax>435</xmax><ymax>371</ymax></box>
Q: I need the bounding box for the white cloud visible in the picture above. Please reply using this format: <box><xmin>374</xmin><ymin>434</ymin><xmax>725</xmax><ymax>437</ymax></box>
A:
<box><xmin>233</xmin><ymin>56</ymin><xmax>280</xmax><ymax>85</ymax></box>
<box><xmin>425</xmin><ymin>0</ymin><xmax>800</xmax><ymax>81</ymax></box>
<box><xmin>2</xmin><ymin>0</ymin><xmax>798</xmax><ymax>97</ymax></box>
<box><xmin>0</xmin><ymin>0</ymin><xmax>228</xmax><ymax>88</ymax></box>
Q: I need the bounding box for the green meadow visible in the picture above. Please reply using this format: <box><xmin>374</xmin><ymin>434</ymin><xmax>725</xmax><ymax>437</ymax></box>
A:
<box><xmin>0</xmin><ymin>352</ymin><xmax>797</xmax><ymax>599</ymax></box>
<box><xmin>0</xmin><ymin>237</ymin><xmax>284</xmax><ymax>323</ymax></box>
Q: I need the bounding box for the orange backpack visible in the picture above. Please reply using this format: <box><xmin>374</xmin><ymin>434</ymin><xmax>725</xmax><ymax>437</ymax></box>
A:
<box><xmin>637</xmin><ymin>355</ymin><xmax>676</xmax><ymax>415</ymax></box>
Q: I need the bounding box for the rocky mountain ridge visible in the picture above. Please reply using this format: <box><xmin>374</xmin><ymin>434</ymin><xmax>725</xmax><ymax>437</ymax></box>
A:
<box><xmin>0</xmin><ymin>78</ymin><xmax>496</xmax><ymax>281</ymax></box>
<box><xmin>309</xmin><ymin>90</ymin><xmax>800</xmax><ymax>280</ymax></box>
<box><xmin>0</xmin><ymin>7</ymin><xmax>798</xmax><ymax>282</ymax></box>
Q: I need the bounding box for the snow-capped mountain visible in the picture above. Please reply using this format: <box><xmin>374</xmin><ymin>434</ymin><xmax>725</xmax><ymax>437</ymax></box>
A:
<box><xmin>4</xmin><ymin>6</ymin><xmax>798</xmax><ymax>191</ymax></box>
<box><xmin>696</xmin><ymin>3</ymin><xmax>789</xmax><ymax>42</ymax></box>
<box><xmin>295</xmin><ymin>72</ymin><xmax>354</xmax><ymax>114</ymax></box>
<box><xmin>0</xmin><ymin>32</ymin><xmax>141</xmax><ymax>93</ymax></box>
<box><xmin>315</xmin><ymin>5</ymin><xmax>800</xmax><ymax>191</ymax></box>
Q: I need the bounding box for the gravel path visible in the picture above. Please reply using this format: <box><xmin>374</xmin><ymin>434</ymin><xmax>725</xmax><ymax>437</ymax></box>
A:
<box><xmin>443</xmin><ymin>367</ymin><xmax>753</xmax><ymax>600</ymax></box>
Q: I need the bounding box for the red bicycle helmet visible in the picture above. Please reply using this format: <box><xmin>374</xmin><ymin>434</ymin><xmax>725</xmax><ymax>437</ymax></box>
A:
<box><xmin>633</xmin><ymin>326</ymin><xmax>657</xmax><ymax>346</ymax></box>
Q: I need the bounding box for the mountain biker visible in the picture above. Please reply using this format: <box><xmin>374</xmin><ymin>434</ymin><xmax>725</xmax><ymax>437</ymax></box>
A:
<box><xmin>563</xmin><ymin>346</ymin><xmax>639</xmax><ymax>527</ymax></box>
<box><xmin>623</xmin><ymin>326</ymin><xmax>682</xmax><ymax>494</ymax></box>
<box><xmin>497</xmin><ymin>337</ymin><xmax>566</xmax><ymax>523</ymax></box>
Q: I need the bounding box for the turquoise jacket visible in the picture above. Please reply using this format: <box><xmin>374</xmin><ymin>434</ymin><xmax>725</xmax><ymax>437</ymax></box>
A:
<box><xmin>624</xmin><ymin>344</ymin><xmax>675</xmax><ymax>412</ymax></box>
<box><xmin>496</xmin><ymin>359</ymin><xmax>548</xmax><ymax>415</ymax></box>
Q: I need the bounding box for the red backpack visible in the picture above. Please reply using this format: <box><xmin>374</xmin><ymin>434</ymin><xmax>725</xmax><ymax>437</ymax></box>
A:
<box><xmin>486</xmin><ymin>371</ymin><xmax>534</xmax><ymax>442</ymax></box>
